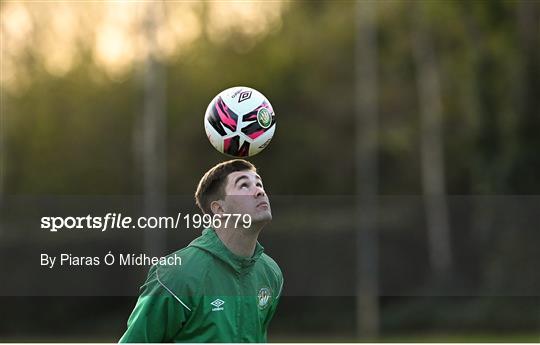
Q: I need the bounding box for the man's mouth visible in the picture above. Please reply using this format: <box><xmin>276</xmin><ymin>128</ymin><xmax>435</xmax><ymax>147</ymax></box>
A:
<box><xmin>256</xmin><ymin>201</ymin><xmax>269</xmax><ymax>208</ymax></box>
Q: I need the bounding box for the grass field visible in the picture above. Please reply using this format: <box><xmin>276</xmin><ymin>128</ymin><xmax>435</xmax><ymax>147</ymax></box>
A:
<box><xmin>1</xmin><ymin>332</ymin><xmax>538</xmax><ymax>343</ymax></box>
<box><xmin>269</xmin><ymin>333</ymin><xmax>540</xmax><ymax>343</ymax></box>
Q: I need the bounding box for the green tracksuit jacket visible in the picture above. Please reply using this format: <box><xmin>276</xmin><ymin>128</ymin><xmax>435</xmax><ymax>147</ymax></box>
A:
<box><xmin>119</xmin><ymin>228</ymin><xmax>283</xmax><ymax>343</ymax></box>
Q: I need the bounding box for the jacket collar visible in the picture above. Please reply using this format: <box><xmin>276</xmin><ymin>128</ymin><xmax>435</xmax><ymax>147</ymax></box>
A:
<box><xmin>189</xmin><ymin>228</ymin><xmax>264</xmax><ymax>274</ymax></box>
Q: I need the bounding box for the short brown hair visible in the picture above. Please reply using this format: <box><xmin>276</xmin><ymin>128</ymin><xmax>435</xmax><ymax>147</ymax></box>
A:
<box><xmin>195</xmin><ymin>159</ymin><xmax>256</xmax><ymax>214</ymax></box>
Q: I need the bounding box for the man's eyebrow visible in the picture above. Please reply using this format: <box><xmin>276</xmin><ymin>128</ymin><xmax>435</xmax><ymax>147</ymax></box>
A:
<box><xmin>234</xmin><ymin>175</ymin><xmax>249</xmax><ymax>186</ymax></box>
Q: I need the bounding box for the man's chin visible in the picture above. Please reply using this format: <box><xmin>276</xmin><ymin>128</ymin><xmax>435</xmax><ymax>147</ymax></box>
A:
<box><xmin>251</xmin><ymin>211</ymin><xmax>272</xmax><ymax>225</ymax></box>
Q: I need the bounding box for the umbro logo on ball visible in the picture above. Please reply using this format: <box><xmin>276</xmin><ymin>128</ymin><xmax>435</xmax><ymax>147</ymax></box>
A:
<box><xmin>238</xmin><ymin>90</ymin><xmax>252</xmax><ymax>103</ymax></box>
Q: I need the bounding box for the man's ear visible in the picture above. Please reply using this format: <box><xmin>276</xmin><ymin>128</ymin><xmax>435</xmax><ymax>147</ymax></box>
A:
<box><xmin>210</xmin><ymin>200</ymin><xmax>224</xmax><ymax>215</ymax></box>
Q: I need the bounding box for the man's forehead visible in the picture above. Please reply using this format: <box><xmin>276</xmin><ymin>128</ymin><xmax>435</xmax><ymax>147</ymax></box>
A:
<box><xmin>227</xmin><ymin>170</ymin><xmax>261</xmax><ymax>183</ymax></box>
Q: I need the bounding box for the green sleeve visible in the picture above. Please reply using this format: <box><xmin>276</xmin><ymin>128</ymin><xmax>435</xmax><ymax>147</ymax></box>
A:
<box><xmin>119</xmin><ymin>269</ymin><xmax>190</xmax><ymax>343</ymax></box>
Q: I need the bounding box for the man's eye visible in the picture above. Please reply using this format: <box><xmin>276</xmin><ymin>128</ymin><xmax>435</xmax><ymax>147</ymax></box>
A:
<box><xmin>240</xmin><ymin>183</ymin><xmax>248</xmax><ymax>189</ymax></box>
<box><xmin>256</xmin><ymin>183</ymin><xmax>263</xmax><ymax>188</ymax></box>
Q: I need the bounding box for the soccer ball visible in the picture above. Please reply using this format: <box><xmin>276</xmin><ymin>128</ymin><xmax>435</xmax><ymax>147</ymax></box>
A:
<box><xmin>204</xmin><ymin>86</ymin><xmax>276</xmax><ymax>157</ymax></box>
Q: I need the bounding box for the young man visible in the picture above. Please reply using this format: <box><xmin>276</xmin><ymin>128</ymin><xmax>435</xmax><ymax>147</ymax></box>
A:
<box><xmin>119</xmin><ymin>159</ymin><xmax>283</xmax><ymax>343</ymax></box>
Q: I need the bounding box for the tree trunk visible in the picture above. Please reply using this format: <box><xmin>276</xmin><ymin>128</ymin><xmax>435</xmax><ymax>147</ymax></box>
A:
<box><xmin>142</xmin><ymin>2</ymin><xmax>167</xmax><ymax>256</ymax></box>
<box><xmin>0</xmin><ymin>82</ymin><xmax>6</xmax><ymax>236</ymax></box>
<box><xmin>412</xmin><ymin>3</ymin><xmax>454</xmax><ymax>277</ymax></box>
<box><xmin>355</xmin><ymin>0</ymin><xmax>379</xmax><ymax>340</ymax></box>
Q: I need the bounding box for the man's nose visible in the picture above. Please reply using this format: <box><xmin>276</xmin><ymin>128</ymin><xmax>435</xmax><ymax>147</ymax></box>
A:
<box><xmin>254</xmin><ymin>186</ymin><xmax>266</xmax><ymax>198</ymax></box>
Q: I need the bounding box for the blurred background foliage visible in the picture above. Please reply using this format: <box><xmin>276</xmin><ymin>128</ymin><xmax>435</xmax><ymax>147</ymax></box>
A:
<box><xmin>1</xmin><ymin>0</ymin><xmax>539</xmax><ymax>342</ymax></box>
<box><xmin>2</xmin><ymin>1</ymin><xmax>539</xmax><ymax>196</ymax></box>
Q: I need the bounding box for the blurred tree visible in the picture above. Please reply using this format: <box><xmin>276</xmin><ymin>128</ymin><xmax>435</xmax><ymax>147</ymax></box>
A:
<box><xmin>0</xmin><ymin>74</ymin><xmax>5</xmax><ymax>233</ymax></box>
<box><xmin>412</xmin><ymin>1</ymin><xmax>453</xmax><ymax>277</ymax></box>
<box><xmin>355</xmin><ymin>0</ymin><xmax>380</xmax><ymax>339</ymax></box>
<box><xmin>140</xmin><ymin>2</ymin><xmax>167</xmax><ymax>256</ymax></box>
<box><xmin>511</xmin><ymin>0</ymin><xmax>540</xmax><ymax>193</ymax></box>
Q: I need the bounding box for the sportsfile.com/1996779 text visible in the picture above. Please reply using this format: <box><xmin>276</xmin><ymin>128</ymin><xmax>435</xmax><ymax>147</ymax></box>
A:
<box><xmin>40</xmin><ymin>213</ymin><xmax>252</xmax><ymax>232</ymax></box>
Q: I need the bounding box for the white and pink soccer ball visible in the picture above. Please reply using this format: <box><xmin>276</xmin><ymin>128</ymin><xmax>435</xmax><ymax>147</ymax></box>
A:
<box><xmin>204</xmin><ymin>86</ymin><xmax>276</xmax><ymax>157</ymax></box>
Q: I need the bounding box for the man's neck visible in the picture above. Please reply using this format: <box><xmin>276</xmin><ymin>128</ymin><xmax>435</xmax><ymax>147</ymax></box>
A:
<box><xmin>214</xmin><ymin>225</ymin><xmax>262</xmax><ymax>258</ymax></box>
